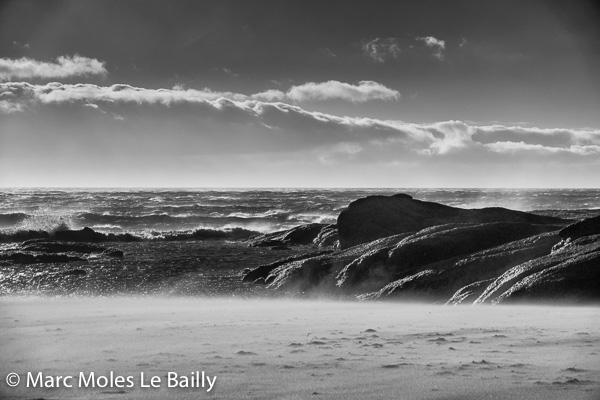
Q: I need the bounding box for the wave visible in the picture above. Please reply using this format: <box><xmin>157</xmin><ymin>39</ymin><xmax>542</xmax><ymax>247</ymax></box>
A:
<box><xmin>0</xmin><ymin>212</ymin><xmax>29</xmax><ymax>226</ymax></box>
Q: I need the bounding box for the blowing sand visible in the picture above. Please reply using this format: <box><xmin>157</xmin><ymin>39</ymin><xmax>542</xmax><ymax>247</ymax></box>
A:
<box><xmin>1</xmin><ymin>297</ymin><xmax>598</xmax><ymax>400</ymax></box>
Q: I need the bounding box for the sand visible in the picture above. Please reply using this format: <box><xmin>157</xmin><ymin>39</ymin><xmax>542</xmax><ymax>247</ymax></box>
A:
<box><xmin>1</xmin><ymin>297</ymin><xmax>599</xmax><ymax>400</ymax></box>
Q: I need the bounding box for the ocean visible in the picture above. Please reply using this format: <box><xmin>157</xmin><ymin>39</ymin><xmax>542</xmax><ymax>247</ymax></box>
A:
<box><xmin>2</xmin><ymin>188</ymin><xmax>600</xmax><ymax>237</ymax></box>
<box><xmin>1</xmin><ymin>188</ymin><xmax>599</xmax><ymax>297</ymax></box>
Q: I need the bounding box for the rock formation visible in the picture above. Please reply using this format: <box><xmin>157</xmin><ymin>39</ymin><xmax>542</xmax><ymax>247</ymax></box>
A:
<box><xmin>243</xmin><ymin>193</ymin><xmax>600</xmax><ymax>304</ymax></box>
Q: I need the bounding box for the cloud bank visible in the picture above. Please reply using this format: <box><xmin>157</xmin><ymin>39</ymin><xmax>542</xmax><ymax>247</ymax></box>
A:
<box><xmin>2</xmin><ymin>81</ymin><xmax>598</xmax><ymax>162</ymax></box>
<box><xmin>0</xmin><ymin>56</ymin><xmax>107</xmax><ymax>81</ymax></box>
<box><xmin>0</xmin><ymin>80</ymin><xmax>399</xmax><ymax>109</ymax></box>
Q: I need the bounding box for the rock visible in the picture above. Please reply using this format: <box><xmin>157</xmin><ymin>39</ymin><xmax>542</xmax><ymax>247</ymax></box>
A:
<box><xmin>312</xmin><ymin>225</ymin><xmax>339</xmax><ymax>248</ymax></box>
<box><xmin>336</xmin><ymin>222</ymin><xmax>561</xmax><ymax>293</ymax></box>
<box><xmin>264</xmin><ymin>233</ymin><xmax>414</xmax><ymax>293</ymax></box>
<box><xmin>53</xmin><ymin>227</ymin><xmax>107</xmax><ymax>242</ymax></box>
<box><xmin>102</xmin><ymin>248</ymin><xmax>124</xmax><ymax>258</ymax></box>
<box><xmin>0</xmin><ymin>230</ymin><xmax>50</xmax><ymax>243</ymax></box>
<box><xmin>371</xmin><ymin>231</ymin><xmax>561</xmax><ymax>301</ymax></box>
<box><xmin>244</xmin><ymin>193</ymin><xmax>597</xmax><ymax>304</ymax></box>
<box><xmin>8</xmin><ymin>252</ymin><xmax>86</xmax><ymax>264</ymax></box>
<box><xmin>9</xmin><ymin>253</ymin><xmax>36</xmax><ymax>264</ymax></box>
<box><xmin>20</xmin><ymin>240</ymin><xmax>108</xmax><ymax>254</ymax></box>
<box><xmin>475</xmin><ymin>233</ymin><xmax>600</xmax><ymax>304</ymax></box>
<box><xmin>337</xmin><ymin>193</ymin><xmax>567</xmax><ymax>249</ymax></box>
<box><xmin>446</xmin><ymin>279</ymin><xmax>495</xmax><ymax>305</ymax></box>
<box><xmin>242</xmin><ymin>250</ymin><xmax>333</xmax><ymax>283</ymax></box>
<box><xmin>246</xmin><ymin>224</ymin><xmax>333</xmax><ymax>247</ymax></box>
<box><xmin>559</xmin><ymin>214</ymin><xmax>600</xmax><ymax>241</ymax></box>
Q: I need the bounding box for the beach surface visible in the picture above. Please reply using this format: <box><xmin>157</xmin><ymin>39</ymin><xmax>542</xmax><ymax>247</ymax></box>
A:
<box><xmin>1</xmin><ymin>297</ymin><xmax>599</xmax><ymax>399</ymax></box>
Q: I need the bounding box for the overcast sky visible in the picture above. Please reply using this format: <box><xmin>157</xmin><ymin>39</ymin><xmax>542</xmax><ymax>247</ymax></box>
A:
<box><xmin>1</xmin><ymin>0</ymin><xmax>599</xmax><ymax>188</ymax></box>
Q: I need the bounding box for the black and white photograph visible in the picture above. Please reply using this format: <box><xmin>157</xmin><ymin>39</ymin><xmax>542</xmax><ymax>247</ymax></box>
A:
<box><xmin>1</xmin><ymin>0</ymin><xmax>599</xmax><ymax>399</ymax></box>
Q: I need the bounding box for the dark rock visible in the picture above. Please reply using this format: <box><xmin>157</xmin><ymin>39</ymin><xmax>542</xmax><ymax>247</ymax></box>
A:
<box><xmin>53</xmin><ymin>227</ymin><xmax>107</xmax><ymax>242</ymax></box>
<box><xmin>371</xmin><ymin>231</ymin><xmax>561</xmax><ymax>301</ymax></box>
<box><xmin>265</xmin><ymin>233</ymin><xmax>414</xmax><ymax>293</ymax></box>
<box><xmin>312</xmin><ymin>225</ymin><xmax>339</xmax><ymax>248</ymax></box>
<box><xmin>21</xmin><ymin>240</ymin><xmax>107</xmax><ymax>254</ymax></box>
<box><xmin>8</xmin><ymin>252</ymin><xmax>85</xmax><ymax>264</ymax></box>
<box><xmin>559</xmin><ymin>215</ymin><xmax>600</xmax><ymax>241</ymax></box>
<box><xmin>336</xmin><ymin>222</ymin><xmax>560</xmax><ymax>294</ymax></box>
<box><xmin>102</xmin><ymin>248</ymin><xmax>124</xmax><ymax>258</ymax></box>
<box><xmin>476</xmin><ymin>233</ymin><xmax>600</xmax><ymax>304</ymax></box>
<box><xmin>337</xmin><ymin>193</ymin><xmax>568</xmax><ymax>249</ymax></box>
<box><xmin>0</xmin><ymin>230</ymin><xmax>50</xmax><ymax>243</ymax></box>
<box><xmin>245</xmin><ymin>193</ymin><xmax>597</xmax><ymax>304</ymax></box>
<box><xmin>242</xmin><ymin>250</ymin><xmax>333</xmax><ymax>283</ymax></box>
<box><xmin>246</xmin><ymin>224</ymin><xmax>332</xmax><ymax>247</ymax></box>
<box><xmin>9</xmin><ymin>252</ymin><xmax>36</xmax><ymax>264</ymax></box>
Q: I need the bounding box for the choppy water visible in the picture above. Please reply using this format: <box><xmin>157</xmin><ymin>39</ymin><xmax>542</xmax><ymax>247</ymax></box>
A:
<box><xmin>1</xmin><ymin>188</ymin><xmax>599</xmax><ymax>237</ymax></box>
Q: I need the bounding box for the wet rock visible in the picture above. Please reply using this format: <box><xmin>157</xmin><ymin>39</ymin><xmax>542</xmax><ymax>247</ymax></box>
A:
<box><xmin>265</xmin><ymin>233</ymin><xmax>413</xmax><ymax>292</ymax></box>
<box><xmin>102</xmin><ymin>248</ymin><xmax>124</xmax><ymax>258</ymax></box>
<box><xmin>21</xmin><ymin>240</ymin><xmax>108</xmax><ymax>254</ymax></box>
<box><xmin>559</xmin><ymin>214</ymin><xmax>600</xmax><ymax>241</ymax></box>
<box><xmin>0</xmin><ymin>230</ymin><xmax>50</xmax><ymax>243</ymax></box>
<box><xmin>53</xmin><ymin>227</ymin><xmax>107</xmax><ymax>242</ymax></box>
<box><xmin>8</xmin><ymin>252</ymin><xmax>85</xmax><ymax>264</ymax></box>
<box><xmin>337</xmin><ymin>193</ymin><xmax>567</xmax><ymax>249</ymax></box>
<box><xmin>371</xmin><ymin>231</ymin><xmax>561</xmax><ymax>301</ymax></box>
<box><xmin>245</xmin><ymin>194</ymin><xmax>598</xmax><ymax>304</ymax></box>
<box><xmin>312</xmin><ymin>225</ymin><xmax>339</xmax><ymax>248</ymax></box>
<box><xmin>242</xmin><ymin>250</ymin><xmax>333</xmax><ymax>283</ymax></box>
<box><xmin>246</xmin><ymin>224</ymin><xmax>332</xmax><ymax>247</ymax></box>
<box><xmin>476</xmin><ymin>233</ymin><xmax>600</xmax><ymax>304</ymax></box>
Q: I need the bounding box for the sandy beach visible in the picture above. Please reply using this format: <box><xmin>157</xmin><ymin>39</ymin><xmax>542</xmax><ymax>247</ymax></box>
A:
<box><xmin>1</xmin><ymin>297</ymin><xmax>598</xmax><ymax>400</ymax></box>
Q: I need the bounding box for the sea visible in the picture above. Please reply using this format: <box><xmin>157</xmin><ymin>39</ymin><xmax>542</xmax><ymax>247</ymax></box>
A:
<box><xmin>2</xmin><ymin>188</ymin><xmax>600</xmax><ymax>238</ymax></box>
<box><xmin>1</xmin><ymin>188</ymin><xmax>599</xmax><ymax>297</ymax></box>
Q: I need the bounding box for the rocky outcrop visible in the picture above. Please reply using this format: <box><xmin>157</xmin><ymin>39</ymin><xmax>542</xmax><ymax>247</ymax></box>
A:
<box><xmin>246</xmin><ymin>224</ymin><xmax>338</xmax><ymax>248</ymax></box>
<box><xmin>0</xmin><ymin>239</ymin><xmax>124</xmax><ymax>266</ymax></box>
<box><xmin>559</xmin><ymin>215</ymin><xmax>600</xmax><ymax>241</ymax></box>
<box><xmin>6</xmin><ymin>252</ymin><xmax>86</xmax><ymax>264</ymax></box>
<box><xmin>343</xmin><ymin>222</ymin><xmax>560</xmax><ymax>292</ymax></box>
<box><xmin>473</xmin><ymin>233</ymin><xmax>600</xmax><ymax>304</ymax></box>
<box><xmin>371</xmin><ymin>231</ymin><xmax>561</xmax><ymax>302</ymax></box>
<box><xmin>337</xmin><ymin>193</ymin><xmax>566</xmax><ymax>249</ymax></box>
<box><xmin>0</xmin><ymin>227</ymin><xmax>141</xmax><ymax>243</ymax></box>
<box><xmin>243</xmin><ymin>193</ymin><xmax>600</xmax><ymax>304</ymax></box>
<box><xmin>242</xmin><ymin>250</ymin><xmax>333</xmax><ymax>283</ymax></box>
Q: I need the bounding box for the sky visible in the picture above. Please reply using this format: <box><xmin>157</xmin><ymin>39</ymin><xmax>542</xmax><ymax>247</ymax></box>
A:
<box><xmin>1</xmin><ymin>0</ymin><xmax>599</xmax><ymax>188</ymax></box>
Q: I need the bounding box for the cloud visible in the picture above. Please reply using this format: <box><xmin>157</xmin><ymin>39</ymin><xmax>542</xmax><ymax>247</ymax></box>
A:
<box><xmin>473</xmin><ymin>125</ymin><xmax>600</xmax><ymax>148</ymax></box>
<box><xmin>361</xmin><ymin>38</ymin><xmax>401</xmax><ymax>63</ymax></box>
<box><xmin>0</xmin><ymin>80</ymin><xmax>398</xmax><ymax>113</ymax></box>
<box><xmin>483</xmin><ymin>141</ymin><xmax>600</xmax><ymax>156</ymax></box>
<box><xmin>0</xmin><ymin>56</ymin><xmax>107</xmax><ymax>81</ymax></box>
<box><xmin>1</xmin><ymin>81</ymin><xmax>599</xmax><ymax>164</ymax></box>
<box><xmin>252</xmin><ymin>89</ymin><xmax>286</xmax><ymax>102</ymax></box>
<box><xmin>417</xmin><ymin>36</ymin><xmax>446</xmax><ymax>60</ymax></box>
<box><xmin>286</xmin><ymin>80</ymin><xmax>400</xmax><ymax>103</ymax></box>
<box><xmin>362</xmin><ymin>36</ymin><xmax>447</xmax><ymax>62</ymax></box>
